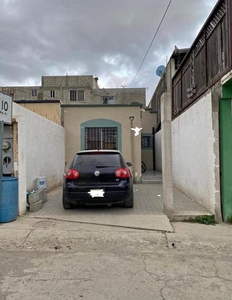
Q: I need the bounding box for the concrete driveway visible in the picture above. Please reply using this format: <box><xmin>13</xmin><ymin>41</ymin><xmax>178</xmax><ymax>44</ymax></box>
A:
<box><xmin>28</xmin><ymin>184</ymin><xmax>174</xmax><ymax>232</ymax></box>
<box><xmin>28</xmin><ymin>174</ymin><xmax>210</xmax><ymax>233</ymax></box>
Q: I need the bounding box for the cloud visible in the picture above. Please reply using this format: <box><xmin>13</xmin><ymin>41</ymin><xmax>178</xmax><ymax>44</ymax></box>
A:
<box><xmin>0</xmin><ymin>0</ymin><xmax>218</xmax><ymax>103</ymax></box>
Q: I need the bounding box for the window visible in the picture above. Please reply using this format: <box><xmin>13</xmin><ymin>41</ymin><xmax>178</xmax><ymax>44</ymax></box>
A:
<box><xmin>31</xmin><ymin>89</ymin><xmax>37</xmax><ymax>97</ymax></box>
<box><xmin>70</xmin><ymin>90</ymin><xmax>77</xmax><ymax>101</ymax></box>
<box><xmin>70</xmin><ymin>90</ymin><xmax>84</xmax><ymax>101</ymax></box>
<box><xmin>142</xmin><ymin>135</ymin><xmax>152</xmax><ymax>148</ymax></box>
<box><xmin>73</xmin><ymin>153</ymin><xmax>121</xmax><ymax>170</ymax></box>
<box><xmin>50</xmin><ymin>90</ymin><xmax>55</xmax><ymax>98</ymax></box>
<box><xmin>78</xmin><ymin>90</ymin><xmax>84</xmax><ymax>101</ymax></box>
<box><xmin>85</xmin><ymin>127</ymin><xmax>117</xmax><ymax>150</ymax></box>
<box><xmin>102</xmin><ymin>96</ymin><xmax>115</xmax><ymax>104</ymax></box>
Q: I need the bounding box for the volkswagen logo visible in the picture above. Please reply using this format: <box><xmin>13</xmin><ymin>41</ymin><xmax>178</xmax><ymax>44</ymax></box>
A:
<box><xmin>94</xmin><ymin>170</ymin><xmax>100</xmax><ymax>177</ymax></box>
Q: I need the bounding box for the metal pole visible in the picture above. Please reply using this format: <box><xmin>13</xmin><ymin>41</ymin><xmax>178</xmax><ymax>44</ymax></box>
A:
<box><xmin>0</xmin><ymin>121</ymin><xmax>4</xmax><ymax>207</ymax></box>
<box><xmin>130</xmin><ymin>118</ymin><xmax>134</xmax><ymax>179</ymax></box>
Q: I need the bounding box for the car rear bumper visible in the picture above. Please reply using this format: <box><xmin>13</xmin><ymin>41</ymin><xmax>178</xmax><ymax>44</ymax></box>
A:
<box><xmin>63</xmin><ymin>189</ymin><xmax>132</xmax><ymax>205</ymax></box>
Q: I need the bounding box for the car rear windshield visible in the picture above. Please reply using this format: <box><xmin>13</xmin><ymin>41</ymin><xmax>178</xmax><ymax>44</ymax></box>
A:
<box><xmin>72</xmin><ymin>152</ymin><xmax>123</xmax><ymax>169</ymax></box>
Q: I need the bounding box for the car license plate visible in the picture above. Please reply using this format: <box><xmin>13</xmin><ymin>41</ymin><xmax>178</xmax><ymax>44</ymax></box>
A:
<box><xmin>88</xmin><ymin>189</ymin><xmax>105</xmax><ymax>198</ymax></box>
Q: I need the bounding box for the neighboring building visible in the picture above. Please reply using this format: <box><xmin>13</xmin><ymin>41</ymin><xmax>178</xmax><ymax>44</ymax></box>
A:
<box><xmin>151</xmin><ymin>0</ymin><xmax>232</xmax><ymax>222</ymax></box>
<box><xmin>1</xmin><ymin>75</ymin><xmax>155</xmax><ymax>183</ymax></box>
<box><xmin>0</xmin><ymin>75</ymin><xmax>146</xmax><ymax>106</ymax></box>
<box><xmin>148</xmin><ymin>47</ymin><xmax>189</xmax><ymax>172</ymax></box>
<box><xmin>14</xmin><ymin>100</ymin><xmax>61</xmax><ymax>124</ymax></box>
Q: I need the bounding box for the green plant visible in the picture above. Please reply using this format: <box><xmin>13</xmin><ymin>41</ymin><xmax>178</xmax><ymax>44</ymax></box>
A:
<box><xmin>183</xmin><ymin>215</ymin><xmax>217</xmax><ymax>225</ymax></box>
<box><xmin>226</xmin><ymin>216</ymin><xmax>232</xmax><ymax>224</ymax></box>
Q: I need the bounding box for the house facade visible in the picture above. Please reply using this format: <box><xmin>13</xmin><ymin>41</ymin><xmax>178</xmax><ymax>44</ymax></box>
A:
<box><xmin>1</xmin><ymin>75</ymin><xmax>156</xmax><ymax>184</ymax></box>
<box><xmin>62</xmin><ymin>104</ymin><xmax>143</xmax><ymax>183</ymax></box>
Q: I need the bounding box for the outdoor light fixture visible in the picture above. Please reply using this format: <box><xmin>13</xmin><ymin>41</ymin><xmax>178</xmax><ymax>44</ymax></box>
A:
<box><xmin>129</xmin><ymin>116</ymin><xmax>134</xmax><ymax>121</ymax></box>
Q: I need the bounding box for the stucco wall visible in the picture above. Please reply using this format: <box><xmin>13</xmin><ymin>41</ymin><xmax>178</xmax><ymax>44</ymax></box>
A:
<box><xmin>172</xmin><ymin>92</ymin><xmax>216</xmax><ymax>213</ymax></box>
<box><xmin>155</xmin><ymin>130</ymin><xmax>162</xmax><ymax>172</ymax></box>
<box><xmin>63</xmin><ymin>105</ymin><xmax>142</xmax><ymax>183</ymax></box>
<box><xmin>13</xmin><ymin>103</ymin><xmax>65</xmax><ymax>215</ymax></box>
<box><xmin>17</xmin><ymin>102</ymin><xmax>61</xmax><ymax>124</ymax></box>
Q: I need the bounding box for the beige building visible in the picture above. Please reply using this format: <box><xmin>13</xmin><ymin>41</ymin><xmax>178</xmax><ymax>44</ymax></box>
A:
<box><xmin>1</xmin><ymin>75</ymin><xmax>157</xmax><ymax>182</ymax></box>
<box><xmin>62</xmin><ymin>104</ymin><xmax>143</xmax><ymax>183</ymax></box>
<box><xmin>14</xmin><ymin>100</ymin><xmax>61</xmax><ymax>124</ymax></box>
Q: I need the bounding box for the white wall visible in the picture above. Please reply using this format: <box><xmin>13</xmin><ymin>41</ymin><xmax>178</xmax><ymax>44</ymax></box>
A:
<box><xmin>13</xmin><ymin>103</ymin><xmax>65</xmax><ymax>215</ymax></box>
<box><xmin>172</xmin><ymin>93</ymin><xmax>216</xmax><ymax>213</ymax></box>
<box><xmin>155</xmin><ymin>130</ymin><xmax>162</xmax><ymax>172</ymax></box>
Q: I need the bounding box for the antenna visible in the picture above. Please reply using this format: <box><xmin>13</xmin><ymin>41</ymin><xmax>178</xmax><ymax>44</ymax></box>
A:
<box><xmin>156</xmin><ymin>65</ymin><xmax>165</xmax><ymax>77</ymax></box>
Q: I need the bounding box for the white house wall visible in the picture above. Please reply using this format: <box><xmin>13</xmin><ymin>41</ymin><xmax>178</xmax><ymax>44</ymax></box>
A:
<box><xmin>13</xmin><ymin>103</ymin><xmax>65</xmax><ymax>215</ymax></box>
<box><xmin>172</xmin><ymin>92</ymin><xmax>216</xmax><ymax>213</ymax></box>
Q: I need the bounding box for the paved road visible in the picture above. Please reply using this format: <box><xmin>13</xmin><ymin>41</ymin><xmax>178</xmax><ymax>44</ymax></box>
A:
<box><xmin>0</xmin><ymin>217</ymin><xmax>232</xmax><ymax>300</ymax></box>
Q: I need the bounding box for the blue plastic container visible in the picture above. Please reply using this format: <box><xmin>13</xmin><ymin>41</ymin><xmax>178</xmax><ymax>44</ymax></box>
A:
<box><xmin>0</xmin><ymin>177</ymin><xmax>18</xmax><ymax>223</ymax></box>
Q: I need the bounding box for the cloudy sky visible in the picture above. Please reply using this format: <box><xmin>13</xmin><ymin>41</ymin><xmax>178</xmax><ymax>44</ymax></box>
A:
<box><xmin>1</xmin><ymin>0</ymin><xmax>218</xmax><ymax>103</ymax></box>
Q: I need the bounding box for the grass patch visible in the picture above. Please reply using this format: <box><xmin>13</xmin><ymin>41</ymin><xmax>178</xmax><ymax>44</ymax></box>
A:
<box><xmin>226</xmin><ymin>216</ymin><xmax>232</xmax><ymax>224</ymax></box>
<box><xmin>183</xmin><ymin>215</ymin><xmax>217</xmax><ymax>225</ymax></box>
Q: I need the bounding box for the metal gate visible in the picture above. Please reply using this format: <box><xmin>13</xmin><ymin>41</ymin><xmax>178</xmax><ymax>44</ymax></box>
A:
<box><xmin>85</xmin><ymin>127</ymin><xmax>117</xmax><ymax>150</ymax></box>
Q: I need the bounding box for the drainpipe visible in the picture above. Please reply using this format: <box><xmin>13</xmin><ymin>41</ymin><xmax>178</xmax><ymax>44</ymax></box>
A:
<box><xmin>152</xmin><ymin>126</ymin><xmax>156</xmax><ymax>170</ymax></box>
<box><xmin>129</xmin><ymin>116</ymin><xmax>135</xmax><ymax>181</ymax></box>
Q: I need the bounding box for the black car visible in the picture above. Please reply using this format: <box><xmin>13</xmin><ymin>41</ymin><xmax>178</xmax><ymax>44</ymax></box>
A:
<box><xmin>63</xmin><ymin>150</ymin><xmax>134</xmax><ymax>209</ymax></box>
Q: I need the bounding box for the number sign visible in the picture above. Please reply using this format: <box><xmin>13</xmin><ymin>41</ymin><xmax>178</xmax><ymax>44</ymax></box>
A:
<box><xmin>0</xmin><ymin>93</ymin><xmax>12</xmax><ymax>124</ymax></box>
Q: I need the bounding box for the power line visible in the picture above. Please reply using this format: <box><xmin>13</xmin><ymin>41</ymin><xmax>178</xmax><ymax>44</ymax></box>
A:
<box><xmin>129</xmin><ymin>0</ymin><xmax>173</xmax><ymax>88</ymax></box>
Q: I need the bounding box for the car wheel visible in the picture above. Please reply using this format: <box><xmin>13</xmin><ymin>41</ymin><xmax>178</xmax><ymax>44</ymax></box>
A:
<box><xmin>62</xmin><ymin>195</ymin><xmax>73</xmax><ymax>209</ymax></box>
<box><xmin>124</xmin><ymin>193</ymin><xmax>134</xmax><ymax>208</ymax></box>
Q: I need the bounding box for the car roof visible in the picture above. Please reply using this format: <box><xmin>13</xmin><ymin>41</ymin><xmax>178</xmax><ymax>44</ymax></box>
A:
<box><xmin>76</xmin><ymin>149</ymin><xmax>121</xmax><ymax>155</ymax></box>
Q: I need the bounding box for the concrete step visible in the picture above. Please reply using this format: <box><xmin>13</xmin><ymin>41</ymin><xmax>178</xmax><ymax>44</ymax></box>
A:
<box><xmin>142</xmin><ymin>179</ymin><xmax>162</xmax><ymax>184</ymax></box>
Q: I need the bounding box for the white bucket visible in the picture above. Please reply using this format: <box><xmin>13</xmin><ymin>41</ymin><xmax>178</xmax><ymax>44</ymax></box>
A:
<box><xmin>36</xmin><ymin>176</ymin><xmax>47</xmax><ymax>189</ymax></box>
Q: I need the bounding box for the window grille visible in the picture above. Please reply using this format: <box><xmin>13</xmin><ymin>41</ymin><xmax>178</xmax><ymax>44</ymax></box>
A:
<box><xmin>85</xmin><ymin>127</ymin><xmax>117</xmax><ymax>150</ymax></box>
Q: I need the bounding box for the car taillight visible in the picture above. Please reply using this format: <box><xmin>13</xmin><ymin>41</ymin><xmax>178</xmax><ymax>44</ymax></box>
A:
<box><xmin>115</xmin><ymin>168</ymin><xmax>130</xmax><ymax>178</ymax></box>
<box><xmin>65</xmin><ymin>169</ymin><xmax>80</xmax><ymax>179</ymax></box>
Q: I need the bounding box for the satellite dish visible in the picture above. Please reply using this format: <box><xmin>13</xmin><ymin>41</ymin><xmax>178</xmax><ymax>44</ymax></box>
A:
<box><xmin>156</xmin><ymin>65</ymin><xmax>165</xmax><ymax>77</ymax></box>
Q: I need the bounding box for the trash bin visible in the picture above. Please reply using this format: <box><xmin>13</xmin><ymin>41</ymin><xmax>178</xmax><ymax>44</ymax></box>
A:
<box><xmin>0</xmin><ymin>177</ymin><xmax>18</xmax><ymax>223</ymax></box>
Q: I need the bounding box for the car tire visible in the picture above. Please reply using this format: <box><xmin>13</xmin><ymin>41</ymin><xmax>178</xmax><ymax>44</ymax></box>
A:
<box><xmin>124</xmin><ymin>193</ymin><xmax>134</xmax><ymax>208</ymax></box>
<box><xmin>62</xmin><ymin>195</ymin><xmax>73</xmax><ymax>209</ymax></box>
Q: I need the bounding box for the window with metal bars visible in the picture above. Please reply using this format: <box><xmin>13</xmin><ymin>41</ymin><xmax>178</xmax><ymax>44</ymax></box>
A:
<box><xmin>85</xmin><ymin>127</ymin><xmax>117</xmax><ymax>150</ymax></box>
